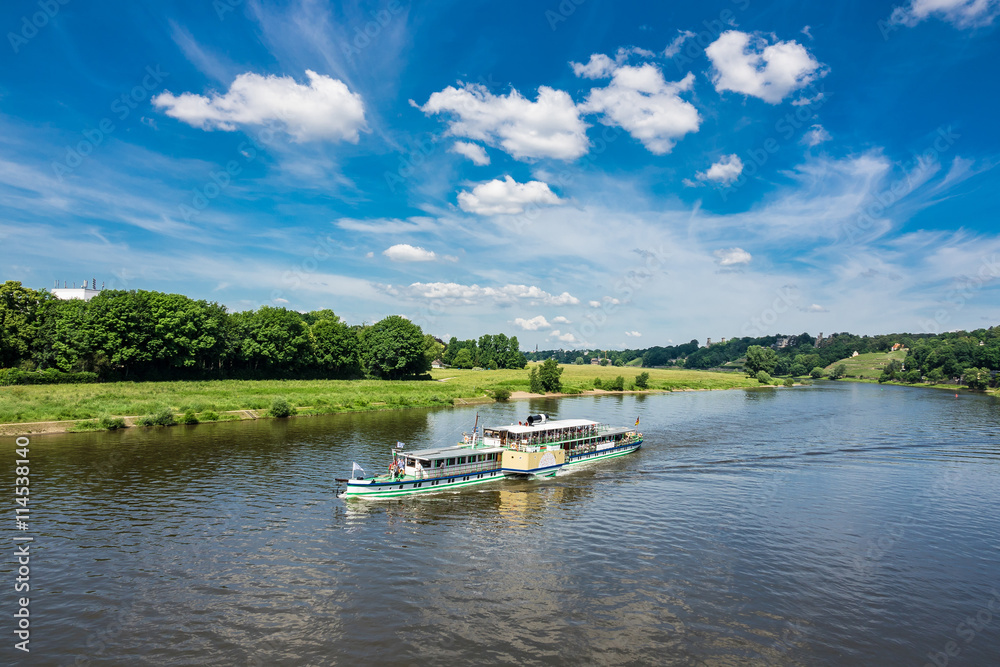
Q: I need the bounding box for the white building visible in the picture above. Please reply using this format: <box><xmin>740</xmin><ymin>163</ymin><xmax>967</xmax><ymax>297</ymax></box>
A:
<box><xmin>52</xmin><ymin>280</ymin><xmax>102</xmax><ymax>301</ymax></box>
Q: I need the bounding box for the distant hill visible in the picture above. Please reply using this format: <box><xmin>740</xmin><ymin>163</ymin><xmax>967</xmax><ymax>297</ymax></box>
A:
<box><xmin>824</xmin><ymin>350</ymin><xmax>908</xmax><ymax>379</ymax></box>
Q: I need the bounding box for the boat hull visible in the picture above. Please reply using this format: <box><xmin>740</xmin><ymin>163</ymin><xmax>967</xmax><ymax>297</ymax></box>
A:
<box><xmin>342</xmin><ymin>468</ymin><xmax>506</xmax><ymax>499</ymax></box>
<box><xmin>565</xmin><ymin>438</ymin><xmax>642</xmax><ymax>468</ymax></box>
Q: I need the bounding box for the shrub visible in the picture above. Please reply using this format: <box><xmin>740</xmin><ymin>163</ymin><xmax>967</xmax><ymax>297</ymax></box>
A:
<box><xmin>593</xmin><ymin>378</ymin><xmax>603</xmax><ymax>389</ymax></box>
<box><xmin>810</xmin><ymin>367</ymin><xmax>825</xmax><ymax>379</ymax></box>
<box><xmin>528</xmin><ymin>367</ymin><xmax>544</xmax><ymax>393</ymax></box>
<box><xmin>99</xmin><ymin>415</ymin><xmax>126</xmax><ymax>430</ymax></box>
<box><xmin>635</xmin><ymin>372</ymin><xmax>650</xmax><ymax>389</ymax></box>
<box><xmin>490</xmin><ymin>387</ymin><xmax>511</xmax><ymax>401</ymax></box>
<box><xmin>269</xmin><ymin>397</ymin><xmax>296</xmax><ymax>418</ymax></box>
<box><xmin>153</xmin><ymin>408</ymin><xmax>177</xmax><ymax>426</ymax></box>
<box><xmin>135</xmin><ymin>414</ymin><xmax>155</xmax><ymax>427</ymax></box>
<box><xmin>180</xmin><ymin>409</ymin><xmax>199</xmax><ymax>425</ymax></box>
<box><xmin>605</xmin><ymin>375</ymin><xmax>625</xmax><ymax>391</ymax></box>
<box><xmin>756</xmin><ymin>371</ymin><xmax>773</xmax><ymax>384</ymax></box>
<box><xmin>783</xmin><ymin>377</ymin><xmax>794</xmax><ymax>387</ymax></box>
<box><xmin>200</xmin><ymin>410</ymin><xmax>219</xmax><ymax>421</ymax></box>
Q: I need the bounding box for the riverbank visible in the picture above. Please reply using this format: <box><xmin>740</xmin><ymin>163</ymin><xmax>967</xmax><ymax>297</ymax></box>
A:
<box><xmin>0</xmin><ymin>365</ymin><xmax>761</xmax><ymax>436</ymax></box>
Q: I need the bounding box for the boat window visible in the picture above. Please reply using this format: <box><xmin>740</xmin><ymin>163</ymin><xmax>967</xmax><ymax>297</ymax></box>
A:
<box><xmin>447</xmin><ymin>458</ymin><xmax>455</xmax><ymax>466</ymax></box>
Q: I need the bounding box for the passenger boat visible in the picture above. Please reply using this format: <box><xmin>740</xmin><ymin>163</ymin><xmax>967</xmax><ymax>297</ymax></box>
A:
<box><xmin>339</xmin><ymin>414</ymin><xmax>642</xmax><ymax>498</ymax></box>
<box><xmin>339</xmin><ymin>439</ymin><xmax>507</xmax><ymax>499</ymax></box>
<box><xmin>482</xmin><ymin>414</ymin><xmax>643</xmax><ymax>478</ymax></box>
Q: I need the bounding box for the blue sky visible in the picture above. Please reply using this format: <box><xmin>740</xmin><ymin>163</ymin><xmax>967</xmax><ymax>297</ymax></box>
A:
<box><xmin>1</xmin><ymin>0</ymin><xmax>999</xmax><ymax>349</ymax></box>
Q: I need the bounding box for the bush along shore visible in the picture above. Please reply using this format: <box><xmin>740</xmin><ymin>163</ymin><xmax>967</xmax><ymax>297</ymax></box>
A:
<box><xmin>0</xmin><ymin>365</ymin><xmax>765</xmax><ymax>436</ymax></box>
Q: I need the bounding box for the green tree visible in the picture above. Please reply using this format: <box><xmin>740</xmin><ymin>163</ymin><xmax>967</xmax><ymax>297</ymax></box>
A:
<box><xmin>635</xmin><ymin>371</ymin><xmax>650</xmax><ymax>389</ymax></box>
<box><xmin>538</xmin><ymin>358</ymin><xmax>563</xmax><ymax>392</ymax></box>
<box><xmin>422</xmin><ymin>334</ymin><xmax>445</xmax><ymax>368</ymax></box>
<box><xmin>311</xmin><ymin>315</ymin><xmax>361</xmax><ymax>377</ymax></box>
<box><xmin>744</xmin><ymin>345</ymin><xmax>778</xmax><ymax>376</ymax></box>
<box><xmin>575</xmin><ymin>356</ymin><xmax>585</xmax><ymax>365</ymax></box>
<box><xmin>789</xmin><ymin>363</ymin><xmax>807</xmax><ymax>377</ymax></box>
<box><xmin>528</xmin><ymin>366</ymin><xmax>544</xmax><ymax>393</ymax></box>
<box><xmin>0</xmin><ymin>281</ymin><xmax>48</xmax><ymax>368</ymax></box>
<box><xmin>829</xmin><ymin>363</ymin><xmax>848</xmax><ymax>380</ymax></box>
<box><xmin>810</xmin><ymin>366</ymin><xmax>824</xmax><ymax>379</ymax></box>
<box><xmin>756</xmin><ymin>370</ymin><xmax>773</xmax><ymax>384</ymax></box>
<box><xmin>359</xmin><ymin>315</ymin><xmax>430</xmax><ymax>379</ymax></box>
<box><xmin>452</xmin><ymin>348</ymin><xmax>474</xmax><ymax>369</ymax></box>
<box><xmin>963</xmin><ymin>367</ymin><xmax>990</xmax><ymax>390</ymax></box>
<box><xmin>231</xmin><ymin>306</ymin><xmax>312</xmax><ymax>373</ymax></box>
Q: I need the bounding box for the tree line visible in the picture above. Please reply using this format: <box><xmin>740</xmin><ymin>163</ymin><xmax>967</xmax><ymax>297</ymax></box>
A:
<box><xmin>527</xmin><ymin>328</ymin><xmax>1000</xmax><ymax>387</ymax></box>
<box><xmin>0</xmin><ymin>281</ymin><xmax>527</xmax><ymax>383</ymax></box>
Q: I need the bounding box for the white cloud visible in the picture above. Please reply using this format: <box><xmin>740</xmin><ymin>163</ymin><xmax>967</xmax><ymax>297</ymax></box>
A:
<box><xmin>588</xmin><ymin>300</ymin><xmax>601</xmax><ymax>308</ymax></box>
<box><xmin>450</xmin><ymin>141</ymin><xmax>490</xmax><ymax>165</ymax></box>
<box><xmin>580</xmin><ymin>66</ymin><xmax>701</xmax><ymax>154</ymax></box>
<box><xmin>514</xmin><ymin>315</ymin><xmax>552</xmax><ymax>330</ymax></box>
<box><xmin>625</xmin><ymin>330</ymin><xmax>642</xmax><ymax>337</ymax></box>
<box><xmin>714</xmin><ymin>247</ymin><xmax>752</xmax><ymax>266</ymax></box>
<box><xmin>891</xmin><ymin>0</ymin><xmax>1000</xmax><ymax>28</ymax></box>
<box><xmin>550</xmin><ymin>330</ymin><xmax>579</xmax><ymax>344</ymax></box>
<box><xmin>805</xmin><ymin>303</ymin><xmax>829</xmax><ymax>312</ymax></box>
<box><xmin>603</xmin><ymin>296</ymin><xmax>622</xmax><ymax>305</ymax></box>
<box><xmin>153</xmin><ymin>70</ymin><xmax>366</xmax><ymax>142</ymax></box>
<box><xmin>705</xmin><ymin>31</ymin><xmax>826</xmax><ymax>104</ymax></box>
<box><xmin>802</xmin><ymin>124</ymin><xmax>832</xmax><ymax>147</ymax></box>
<box><xmin>571</xmin><ymin>54</ymin><xmax>617</xmax><ymax>79</ymax></box>
<box><xmin>385</xmin><ymin>282</ymin><xmax>579</xmax><ymax>306</ymax></box>
<box><xmin>457</xmin><ymin>175</ymin><xmax>562</xmax><ymax>215</ymax></box>
<box><xmin>418</xmin><ymin>83</ymin><xmax>589</xmax><ymax>160</ymax></box>
<box><xmin>552</xmin><ymin>315</ymin><xmax>571</xmax><ymax>324</ymax></box>
<box><xmin>663</xmin><ymin>30</ymin><xmax>696</xmax><ymax>57</ymax></box>
<box><xmin>697</xmin><ymin>154</ymin><xmax>744</xmax><ymax>185</ymax></box>
<box><xmin>383</xmin><ymin>244</ymin><xmax>439</xmax><ymax>262</ymax></box>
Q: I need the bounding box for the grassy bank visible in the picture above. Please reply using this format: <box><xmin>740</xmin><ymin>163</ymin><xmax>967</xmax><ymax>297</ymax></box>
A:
<box><xmin>0</xmin><ymin>364</ymin><xmax>760</xmax><ymax>433</ymax></box>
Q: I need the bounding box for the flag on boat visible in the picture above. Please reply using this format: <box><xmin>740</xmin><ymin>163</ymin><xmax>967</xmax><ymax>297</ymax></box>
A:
<box><xmin>635</xmin><ymin>416</ymin><xmax>640</xmax><ymax>427</ymax></box>
<box><xmin>395</xmin><ymin>441</ymin><xmax>405</xmax><ymax>449</ymax></box>
<box><xmin>352</xmin><ymin>462</ymin><xmax>365</xmax><ymax>478</ymax></box>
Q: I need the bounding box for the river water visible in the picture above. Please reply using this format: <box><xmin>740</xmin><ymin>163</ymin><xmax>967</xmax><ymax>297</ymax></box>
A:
<box><xmin>5</xmin><ymin>382</ymin><xmax>1000</xmax><ymax>665</ymax></box>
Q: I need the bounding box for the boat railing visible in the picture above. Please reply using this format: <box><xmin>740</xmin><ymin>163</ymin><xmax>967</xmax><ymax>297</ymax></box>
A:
<box><xmin>409</xmin><ymin>459</ymin><xmax>499</xmax><ymax>480</ymax></box>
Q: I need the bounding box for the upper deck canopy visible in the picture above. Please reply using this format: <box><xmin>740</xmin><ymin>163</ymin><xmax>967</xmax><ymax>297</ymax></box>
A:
<box><xmin>485</xmin><ymin>418</ymin><xmax>599</xmax><ymax>435</ymax></box>
<box><xmin>402</xmin><ymin>445</ymin><xmax>506</xmax><ymax>462</ymax></box>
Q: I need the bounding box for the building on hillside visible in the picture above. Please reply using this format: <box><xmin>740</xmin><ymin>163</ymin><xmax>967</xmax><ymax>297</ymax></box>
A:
<box><xmin>590</xmin><ymin>357</ymin><xmax>600</xmax><ymax>365</ymax></box>
<box><xmin>852</xmin><ymin>351</ymin><xmax>859</xmax><ymax>357</ymax></box>
<box><xmin>431</xmin><ymin>359</ymin><xmax>446</xmax><ymax>369</ymax></box>
<box><xmin>52</xmin><ymin>279</ymin><xmax>102</xmax><ymax>301</ymax></box>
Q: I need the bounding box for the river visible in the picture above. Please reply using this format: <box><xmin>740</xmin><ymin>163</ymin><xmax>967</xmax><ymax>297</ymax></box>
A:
<box><xmin>5</xmin><ymin>382</ymin><xmax>1000</xmax><ymax>665</ymax></box>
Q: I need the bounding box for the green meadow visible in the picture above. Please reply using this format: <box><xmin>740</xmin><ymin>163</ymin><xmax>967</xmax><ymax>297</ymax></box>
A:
<box><xmin>0</xmin><ymin>363</ymin><xmax>760</xmax><ymax>429</ymax></box>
